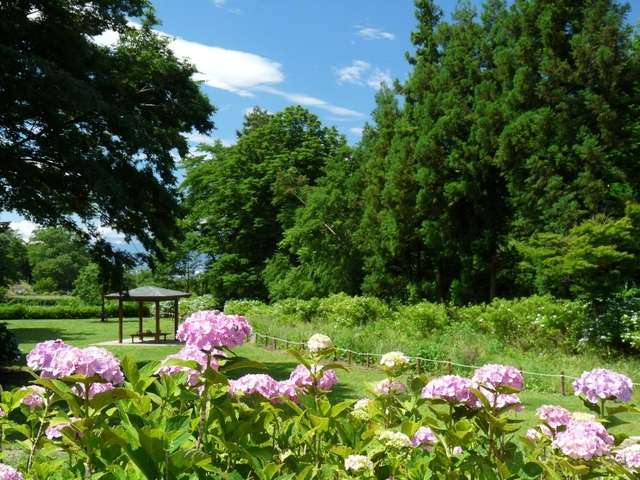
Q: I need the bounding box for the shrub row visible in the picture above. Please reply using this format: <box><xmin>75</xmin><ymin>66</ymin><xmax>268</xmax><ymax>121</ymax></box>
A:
<box><xmin>0</xmin><ymin>303</ymin><xmax>147</xmax><ymax>320</ymax></box>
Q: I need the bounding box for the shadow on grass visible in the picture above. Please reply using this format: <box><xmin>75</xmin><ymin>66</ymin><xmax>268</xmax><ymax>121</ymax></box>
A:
<box><xmin>10</xmin><ymin>326</ymin><xmax>93</xmax><ymax>347</ymax></box>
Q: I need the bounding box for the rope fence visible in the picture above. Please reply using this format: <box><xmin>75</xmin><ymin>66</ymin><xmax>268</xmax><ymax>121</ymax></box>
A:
<box><xmin>251</xmin><ymin>331</ymin><xmax>640</xmax><ymax>395</ymax></box>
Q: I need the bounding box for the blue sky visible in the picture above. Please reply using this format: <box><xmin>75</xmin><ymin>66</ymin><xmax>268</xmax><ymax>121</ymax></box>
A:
<box><xmin>3</xmin><ymin>0</ymin><xmax>640</xmax><ymax>245</ymax></box>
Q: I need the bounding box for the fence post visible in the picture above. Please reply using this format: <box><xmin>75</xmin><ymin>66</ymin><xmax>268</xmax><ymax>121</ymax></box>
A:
<box><xmin>366</xmin><ymin>353</ymin><xmax>370</xmax><ymax>368</ymax></box>
<box><xmin>273</xmin><ymin>338</ymin><xmax>277</xmax><ymax>350</ymax></box>
<box><xmin>417</xmin><ymin>358</ymin><xmax>422</xmax><ymax>376</ymax></box>
<box><xmin>447</xmin><ymin>359</ymin><xmax>452</xmax><ymax>375</ymax></box>
<box><xmin>285</xmin><ymin>339</ymin><xmax>289</xmax><ymax>349</ymax></box>
<box><xmin>560</xmin><ymin>371</ymin><xmax>565</xmax><ymax>396</ymax></box>
<box><xmin>264</xmin><ymin>335</ymin><xmax>268</xmax><ymax>348</ymax></box>
<box><xmin>348</xmin><ymin>350</ymin><xmax>352</xmax><ymax>365</ymax></box>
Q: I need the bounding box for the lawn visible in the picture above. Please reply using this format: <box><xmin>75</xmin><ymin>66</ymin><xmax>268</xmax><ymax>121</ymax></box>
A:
<box><xmin>4</xmin><ymin>318</ymin><xmax>640</xmax><ymax>435</ymax></box>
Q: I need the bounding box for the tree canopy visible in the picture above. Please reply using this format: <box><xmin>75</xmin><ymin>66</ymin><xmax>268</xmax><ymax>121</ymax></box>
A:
<box><xmin>0</xmin><ymin>0</ymin><xmax>216</xmax><ymax>276</ymax></box>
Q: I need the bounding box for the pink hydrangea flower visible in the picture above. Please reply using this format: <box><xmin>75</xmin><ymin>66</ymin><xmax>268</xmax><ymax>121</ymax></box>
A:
<box><xmin>157</xmin><ymin>345</ymin><xmax>225</xmax><ymax>386</ymax></box>
<box><xmin>411</xmin><ymin>426</ymin><xmax>438</xmax><ymax>450</ymax></box>
<box><xmin>572</xmin><ymin>368</ymin><xmax>634</xmax><ymax>404</ymax></box>
<box><xmin>616</xmin><ymin>444</ymin><xmax>640</xmax><ymax>469</ymax></box>
<box><xmin>229</xmin><ymin>374</ymin><xmax>282</xmax><ymax>399</ymax></box>
<box><xmin>552</xmin><ymin>419</ymin><xmax>614</xmax><ymax>460</ymax></box>
<box><xmin>176</xmin><ymin>310</ymin><xmax>252</xmax><ymax>350</ymax></box>
<box><xmin>20</xmin><ymin>386</ymin><xmax>46</xmax><ymax>411</ymax></box>
<box><xmin>536</xmin><ymin>405</ymin><xmax>572</xmax><ymax>429</ymax></box>
<box><xmin>480</xmin><ymin>388</ymin><xmax>524</xmax><ymax>412</ymax></box>
<box><xmin>0</xmin><ymin>407</ymin><xmax>4</xmax><ymax>418</ymax></box>
<box><xmin>0</xmin><ymin>463</ymin><xmax>24</xmax><ymax>480</ymax></box>
<box><xmin>421</xmin><ymin>375</ymin><xmax>481</xmax><ymax>408</ymax></box>
<box><xmin>72</xmin><ymin>382</ymin><xmax>114</xmax><ymax>399</ymax></box>
<box><xmin>473</xmin><ymin>364</ymin><xmax>523</xmax><ymax>391</ymax></box>
<box><xmin>288</xmin><ymin>364</ymin><xmax>338</xmax><ymax>392</ymax></box>
<box><xmin>452</xmin><ymin>446</ymin><xmax>463</xmax><ymax>455</ymax></box>
<box><xmin>45</xmin><ymin>418</ymin><xmax>83</xmax><ymax>439</ymax></box>
<box><xmin>25</xmin><ymin>339</ymin><xmax>69</xmax><ymax>373</ymax></box>
<box><xmin>26</xmin><ymin>342</ymin><xmax>124</xmax><ymax>384</ymax></box>
<box><xmin>375</xmin><ymin>378</ymin><xmax>407</xmax><ymax>395</ymax></box>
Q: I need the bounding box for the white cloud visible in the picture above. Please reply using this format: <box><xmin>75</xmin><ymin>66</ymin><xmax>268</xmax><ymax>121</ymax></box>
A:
<box><xmin>10</xmin><ymin>220</ymin><xmax>37</xmax><ymax>241</ymax></box>
<box><xmin>93</xmin><ymin>24</ymin><xmax>284</xmax><ymax>97</ymax></box>
<box><xmin>97</xmin><ymin>226</ymin><xmax>127</xmax><ymax>246</ymax></box>
<box><xmin>211</xmin><ymin>0</ymin><xmax>225</xmax><ymax>6</ymax></box>
<box><xmin>354</xmin><ymin>27</ymin><xmax>395</xmax><ymax>41</ymax></box>
<box><xmin>256</xmin><ymin>86</ymin><xmax>365</xmax><ymax>118</ymax></box>
<box><xmin>333</xmin><ymin>61</ymin><xmax>392</xmax><ymax>90</ymax></box>
<box><xmin>349</xmin><ymin>127</ymin><xmax>364</xmax><ymax>136</ymax></box>
<box><xmin>185</xmin><ymin>132</ymin><xmax>217</xmax><ymax>145</ymax></box>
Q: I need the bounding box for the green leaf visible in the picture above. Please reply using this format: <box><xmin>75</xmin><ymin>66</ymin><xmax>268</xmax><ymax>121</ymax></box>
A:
<box><xmin>121</xmin><ymin>354</ymin><xmax>140</xmax><ymax>386</ymax></box>
<box><xmin>220</xmin><ymin>360</ymin><xmax>266</xmax><ymax>373</ymax></box>
<box><xmin>90</xmin><ymin>387</ymin><xmax>138</xmax><ymax>412</ymax></box>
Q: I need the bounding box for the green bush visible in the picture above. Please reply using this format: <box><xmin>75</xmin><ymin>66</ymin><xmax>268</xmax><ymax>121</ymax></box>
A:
<box><xmin>0</xmin><ymin>321</ymin><xmax>21</xmax><ymax>365</ymax></box>
<box><xmin>0</xmin><ymin>303</ymin><xmax>144</xmax><ymax>320</ymax></box>
<box><xmin>316</xmin><ymin>293</ymin><xmax>392</xmax><ymax>327</ymax></box>
<box><xmin>224</xmin><ymin>299</ymin><xmax>270</xmax><ymax>316</ymax></box>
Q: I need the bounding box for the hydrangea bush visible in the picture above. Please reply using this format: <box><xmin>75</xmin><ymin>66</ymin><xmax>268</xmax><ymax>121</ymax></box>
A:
<box><xmin>1</xmin><ymin>317</ymin><xmax>639</xmax><ymax>479</ymax></box>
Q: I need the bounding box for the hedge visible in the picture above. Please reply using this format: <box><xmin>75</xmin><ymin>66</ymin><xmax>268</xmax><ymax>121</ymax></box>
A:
<box><xmin>0</xmin><ymin>303</ymin><xmax>148</xmax><ymax>320</ymax></box>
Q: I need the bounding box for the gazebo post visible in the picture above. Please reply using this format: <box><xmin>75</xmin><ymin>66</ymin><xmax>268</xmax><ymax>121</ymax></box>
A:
<box><xmin>155</xmin><ymin>300</ymin><xmax>160</xmax><ymax>344</ymax></box>
<box><xmin>118</xmin><ymin>298</ymin><xmax>123</xmax><ymax>344</ymax></box>
<box><xmin>138</xmin><ymin>301</ymin><xmax>143</xmax><ymax>335</ymax></box>
<box><xmin>174</xmin><ymin>299</ymin><xmax>179</xmax><ymax>337</ymax></box>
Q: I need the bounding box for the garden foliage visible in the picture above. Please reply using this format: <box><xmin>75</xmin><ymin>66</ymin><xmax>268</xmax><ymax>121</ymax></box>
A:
<box><xmin>1</xmin><ymin>312</ymin><xmax>640</xmax><ymax>479</ymax></box>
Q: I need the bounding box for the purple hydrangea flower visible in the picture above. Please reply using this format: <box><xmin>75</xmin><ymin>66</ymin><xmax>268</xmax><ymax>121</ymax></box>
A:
<box><xmin>25</xmin><ymin>339</ymin><xmax>69</xmax><ymax>373</ymax></box>
<box><xmin>572</xmin><ymin>368</ymin><xmax>634</xmax><ymax>404</ymax></box>
<box><xmin>552</xmin><ymin>419</ymin><xmax>614</xmax><ymax>460</ymax></box>
<box><xmin>411</xmin><ymin>426</ymin><xmax>438</xmax><ymax>450</ymax></box>
<box><xmin>421</xmin><ymin>375</ymin><xmax>481</xmax><ymax>408</ymax></box>
<box><xmin>615</xmin><ymin>444</ymin><xmax>640</xmax><ymax>469</ymax></box>
<box><xmin>0</xmin><ymin>407</ymin><xmax>4</xmax><ymax>418</ymax></box>
<box><xmin>0</xmin><ymin>463</ymin><xmax>24</xmax><ymax>480</ymax></box>
<box><xmin>176</xmin><ymin>310</ymin><xmax>252</xmax><ymax>350</ymax></box>
<box><xmin>536</xmin><ymin>405</ymin><xmax>572</xmax><ymax>429</ymax></box>
<box><xmin>480</xmin><ymin>388</ymin><xmax>524</xmax><ymax>412</ymax></box>
<box><xmin>473</xmin><ymin>364</ymin><xmax>523</xmax><ymax>391</ymax></box>
<box><xmin>157</xmin><ymin>345</ymin><xmax>225</xmax><ymax>386</ymax></box>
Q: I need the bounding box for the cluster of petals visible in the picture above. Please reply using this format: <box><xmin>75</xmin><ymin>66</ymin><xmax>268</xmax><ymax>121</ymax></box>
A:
<box><xmin>552</xmin><ymin>420</ymin><xmax>614</xmax><ymax>460</ymax></box>
<box><xmin>157</xmin><ymin>345</ymin><xmax>224</xmax><ymax>386</ymax></box>
<box><xmin>421</xmin><ymin>375</ymin><xmax>481</xmax><ymax>408</ymax></box>
<box><xmin>536</xmin><ymin>405</ymin><xmax>572</xmax><ymax>429</ymax></box>
<box><xmin>411</xmin><ymin>426</ymin><xmax>438</xmax><ymax>450</ymax></box>
<box><xmin>344</xmin><ymin>454</ymin><xmax>373</xmax><ymax>473</ymax></box>
<box><xmin>379</xmin><ymin>351</ymin><xmax>410</xmax><ymax>369</ymax></box>
<box><xmin>0</xmin><ymin>463</ymin><xmax>24</xmax><ymax>480</ymax></box>
<box><xmin>615</xmin><ymin>444</ymin><xmax>640</xmax><ymax>469</ymax></box>
<box><xmin>572</xmin><ymin>368</ymin><xmax>634</xmax><ymax>404</ymax></box>
<box><xmin>472</xmin><ymin>364</ymin><xmax>523</xmax><ymax>391</ymax></box>
<box><xmin>288</xmin><ymin>364</ymin><xmax>338</xmax><ymax>392</ymax></box>
<box><xmin>176</xmin><ymin>310</ymin><xmax>252</xmax><ymax>350</ymax></box>
<box><xmin>379</xmin><ymin>430</ymin><xmax>411</xmax><ymax>449</ymax></box>
<box><xmin>228</xmin><ymin>374</ymin><xmax>298</xmax><ymax>403</ymax></box>
<box><xmin>480</xmin><ymin>388</ymin><xmax>524</xmax><ymax>412</ymax></box>
<box><xmin>0</xmin><ymin>407</ymin><xmax>4</xmax><ymax>417</ymax></box>
<box><xmin>26</xmin><ymin>341</ymin><xmax>123</xmax><ymax>384</ymax></box>
<box><xmin>307</xmin><ymin>333</ymin><xmax>332</xmax><ymax>353</ymax></box>
<box><xmin>45</xmin><ymin>418</ymin><xmax>82</xmax><ymax>440</ymax></box>
<box><xmin>72</xmin><ymin>382</ymin><xmax>114</xmax><ymax>399</ymax></box>
<box><xmin>375</xmin><ymin>378</ymin><xmax>407</xmax><ymax>395</ymax></box>
<box><xmin>20</xmin><ymin>386</ymin><xmax>46</xmax><ymax>411</ymax></box>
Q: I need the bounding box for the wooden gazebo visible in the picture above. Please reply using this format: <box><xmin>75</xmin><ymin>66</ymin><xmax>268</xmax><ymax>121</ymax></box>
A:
<box><xmin>104</xmin><ymin>286</ymin><xmax>191</xmax><ymax>344</ymax></box>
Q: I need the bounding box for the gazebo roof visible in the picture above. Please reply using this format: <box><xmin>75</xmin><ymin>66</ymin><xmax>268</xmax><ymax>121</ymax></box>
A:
<box><xmin>104</xmin><ymin>286</ymin><xmax>191</xmax><ymax>302</ymax></box>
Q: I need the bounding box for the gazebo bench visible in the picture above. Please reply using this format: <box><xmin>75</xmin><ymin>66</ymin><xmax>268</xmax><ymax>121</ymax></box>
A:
<box><xmin>129</xmin><ymin>331</ymin><xmax>169</xmax><ymax>343</ymax></box>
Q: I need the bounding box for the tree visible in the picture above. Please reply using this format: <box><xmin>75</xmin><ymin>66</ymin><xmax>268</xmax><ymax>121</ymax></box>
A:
<box><xmin>28</xmin><ymin>227</ymin><xmax>90</xmax><ymax>291</ymax></box>
<box><xmin>0</xmin><ymin>1</ymin><xmax>216</xmax><ymax>277</ymax></box>
<box><xmin>0</xmin><ymin>223</ymin><xmax>30</xmax><ymax>287</ymax></box>
<box><xmin>181</xmin><ymin>106</ymin><xmax>347</xmax><ymax>303</ymax></box>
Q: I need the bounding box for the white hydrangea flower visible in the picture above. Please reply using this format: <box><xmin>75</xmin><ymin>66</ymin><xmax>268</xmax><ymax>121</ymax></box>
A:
<box><xmin>379</xmin><ymin>430</ymin><xmax>411</xmax><ymax>449</ymax></box>
<box><xmin>379</xmin><ymin>351</ymin><xmax>410</xmax><ymax>368</ymax></box>
<box><xmin>344</xmin><ymin>454</ymin><xmax>373</xmax><ymax>473</ymax></box>
<box><xmin>307</xmin><ymin>333</ymin><xmax>332</xmax><ymax>353</ymax></box>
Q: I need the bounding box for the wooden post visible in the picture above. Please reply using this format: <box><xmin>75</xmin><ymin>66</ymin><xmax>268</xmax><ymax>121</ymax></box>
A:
<box><xmin>155</xmin><ymin>301</ymin><xmax>160</xmax><ymax>343</ymax></box>
<box><xmin>273</xmin><ymin>337</ymin><xmax>277</xmax><ymax>350</ymax></box>
<box><xmin>366</xmin><ymin>353</ymin><xmax>370</xmax><ymax>368</ymax></box>
<box><xmin>174</xmin><ymin>299</ymin><xmax>179</xmax><ymax>337</ymax></box>
<box><xmin>417</xmin><ymin>358</ymin><xmax>422</xmax><ymax>375</ymax></box>
<box><xmin>285</xmin><ymin>339</ymin><xmax>289</xmax><ymax>349</ymax></box>
<box><xmin>560</xmin><ymin>371</ymin><xmax>565</xmax><ymax>396</ymax></box>
<box><xmin>348</xmin><ymin>350</ymin><xmax>352</xmax><ymax>365</ymax></box>
<box><xmin>265</xmin><ymin>335</ymin><xmax>269</xmax><ymax>348</ymax></box>
<box><xmin>118</xmin><ymin>298</ymin><xmax>123</xmax><ymax>343</ymax></box>
<box><xmin>447</xmin><ymin>359</ymin><xmax>452</xmax><ymax>375</ymax></box>
<box><xmin>138</xmin><ymin>301</ymin><xmax>143</xmax><ymax>335</ymax></box>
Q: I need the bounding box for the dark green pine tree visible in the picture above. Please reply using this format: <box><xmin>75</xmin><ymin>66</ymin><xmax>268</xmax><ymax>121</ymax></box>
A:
<box><xmin>496</xmin><ymin>0</ymin><xmax>640</xmax><ymax>236</ymax></box>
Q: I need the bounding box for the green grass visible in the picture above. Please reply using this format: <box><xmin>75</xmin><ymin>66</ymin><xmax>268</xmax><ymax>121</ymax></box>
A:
<box><xmin>5</xmin><ymin>318</ymin><xmax>640</xmax><ymax>436</ymax></box>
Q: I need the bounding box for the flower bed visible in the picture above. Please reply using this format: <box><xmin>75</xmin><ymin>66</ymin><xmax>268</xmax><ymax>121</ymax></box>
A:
<box><xmin>1</xmin><ymin>310</ymin><xmax>639</xmax><ymax>479</ymax></box>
